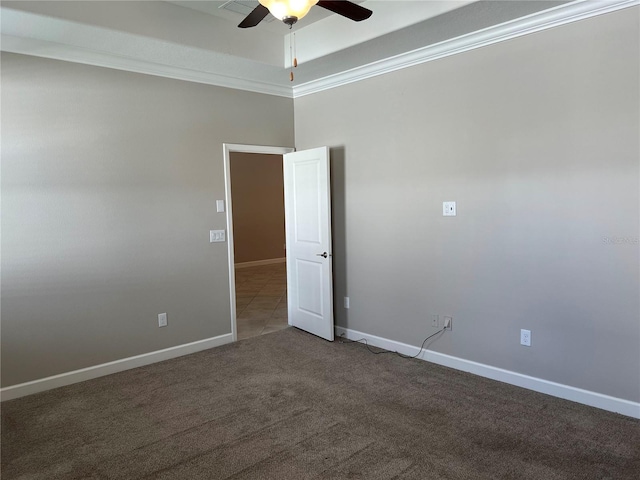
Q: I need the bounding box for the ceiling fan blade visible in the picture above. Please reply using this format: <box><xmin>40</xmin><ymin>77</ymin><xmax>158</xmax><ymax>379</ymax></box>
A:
<box><xmin>238</xmin><ymin>4</ymin><xmax>270</xmax><ymax>28</ymax></box>
<box><xmin>317</xmin><ymin>1</ymin><xmax>372</xmax><ymax>22</ymax></box>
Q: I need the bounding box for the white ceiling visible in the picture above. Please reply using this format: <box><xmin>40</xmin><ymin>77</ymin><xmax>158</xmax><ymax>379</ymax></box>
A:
<box><xmin>1</xmin><ymin>1</ymin><xmax>636</xmax><ymax>97</ymax></box>
<box><xmin>167</xmin><ymin>0</ymin><xmax>478</xmax><ymax>64</ymax></box>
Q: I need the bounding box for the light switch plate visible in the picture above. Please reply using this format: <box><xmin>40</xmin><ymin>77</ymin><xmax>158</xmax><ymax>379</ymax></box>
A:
<box><xmin>210</xmin><ymin>230</ymin><xmax>226</xmax><ymax>243</ymax></box>
<box><xmin>216</xmin><ymin>200</ymin><xmax>225</xmax><ymax>213</ymax></box>
<box><xmin>443</xmin><ymin>201</ymin><xmax>456</xmax><ymax>216</ymax></box>
<box><xmin>158</xmin><ymin>313</ymin><xmax>168</xmax><ymax>328</ymax></box>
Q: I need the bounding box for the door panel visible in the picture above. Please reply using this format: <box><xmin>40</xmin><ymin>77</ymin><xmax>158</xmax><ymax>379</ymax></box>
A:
<box><xmin>295</xmin><ymin>259</ymin><xmax>323</xmax><ymax>317</ymax></box>
<box><xmin>292</xmin><ymin>161</ymin><xmax>322</xmax><ymax>243</ymax></box>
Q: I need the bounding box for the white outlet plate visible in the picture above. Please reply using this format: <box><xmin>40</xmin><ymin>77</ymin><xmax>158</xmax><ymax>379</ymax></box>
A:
<box><xmin>443</xmin><ymin>201</ymin><xmax>456</xmax><ymax>216</ymax></box>
<box><xmin>520</xmin><ymin>329</ymin><xmax>531</xmax><ymax>346</ymax></box>
<box><xmin>158</xmin><ymin>313</ymin><xmax>168</xmax><ymax>328</ymax></box>
<box><xmin>344</xmin><ymin>297</ymin><xmax>350</xmax><ymax>309</ymax></box>
<box><xmin>432</xmin><ymin>314</ymin><xmax>439</xmax><ymax>327</ymax></box>
<box><xmin>443</xmin><ymin>316</ymin><xmax>452</xmax><ymax>330</ymax></box>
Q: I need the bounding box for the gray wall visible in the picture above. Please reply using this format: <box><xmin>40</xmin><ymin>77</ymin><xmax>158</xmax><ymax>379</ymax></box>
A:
<box><xmin>229</xmin><ymin>153</ymin><xmax>286</xmax><ymax>264</ymax></box>
<box><xmin>294</xmin><ymin>9</ymin><xmax>640</xmax><ymax>402</ymax></box>
<box><xmin>2</xmin><ymin>8</ymin><xmax>639</xmax><ymax>404</ymax></box>
<box><xmin>1</xmin><ymin>53</ymin><xmax>294</xmax><ymax>386</ymax></box>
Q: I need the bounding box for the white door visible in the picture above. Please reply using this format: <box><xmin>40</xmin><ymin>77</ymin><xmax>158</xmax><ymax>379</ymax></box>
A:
<box><xmin>283</xmin><ymin>147</ymin><xmax>334</xmax><ymax>341</ymax></box>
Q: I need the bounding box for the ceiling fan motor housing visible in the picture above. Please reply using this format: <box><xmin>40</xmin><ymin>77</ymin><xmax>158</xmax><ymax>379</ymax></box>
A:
<box><xmin>283</xmin><ymin>16</ymin><xmax>298</xmax><ymax>27</ymax></box>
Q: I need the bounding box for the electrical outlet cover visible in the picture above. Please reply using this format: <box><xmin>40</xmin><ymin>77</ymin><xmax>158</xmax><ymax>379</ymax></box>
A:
<box><xmin>443</xmin><ymin>201</ymin><xmax>457</xmax><ymax>216</ymax></box>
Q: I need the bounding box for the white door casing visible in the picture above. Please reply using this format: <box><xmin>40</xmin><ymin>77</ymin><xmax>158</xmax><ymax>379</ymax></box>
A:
<box><xmin>223</xmin><ymin>144</ymin><xmax>294</xmax><ymax>342</ymax></box>
<box><xmin>283</xmin><ymin>147</ymin><xmax>334</xmax><ymax>341</ymax></box>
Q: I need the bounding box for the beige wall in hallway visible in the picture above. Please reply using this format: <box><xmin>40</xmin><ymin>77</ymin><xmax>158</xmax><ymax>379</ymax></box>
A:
<box><xmin>229</xmin><ymin>153</ymin><xmax>286</xmax><ymax>264</ymax></box>
<box><xmin>1</xmin><ymin>53</ymin><xmax>294</xmax><ymax>387</ymax></box>
<box><xmin>294</xmin><ymin>8</ymin><xmax>640</xmax><ymax>402</ymax></box>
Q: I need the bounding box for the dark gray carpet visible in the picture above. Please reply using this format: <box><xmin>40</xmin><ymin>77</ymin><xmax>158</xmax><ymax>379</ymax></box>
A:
<box><xmin>2</xmin><ymin>327</ymin><xmax>639</xmax><ymax>479</ymax></box>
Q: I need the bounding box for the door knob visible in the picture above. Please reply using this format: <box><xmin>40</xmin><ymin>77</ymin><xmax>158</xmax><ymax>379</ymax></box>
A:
<box><xmin>316</xmin><ymin>252</ymin><xmax>330</xmax><ymax>258</ymax></box>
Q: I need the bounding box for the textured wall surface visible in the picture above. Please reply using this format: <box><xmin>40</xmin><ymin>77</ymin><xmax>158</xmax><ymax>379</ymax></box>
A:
<box><xmin>1</xmin><ymin>53</ymin><xmax>294</xmax><ymax>386</ymax></box>
<box><xmin>294</xmin><ymin>9</ymin><xmax>639</xmax><ymax>402</ymax></box>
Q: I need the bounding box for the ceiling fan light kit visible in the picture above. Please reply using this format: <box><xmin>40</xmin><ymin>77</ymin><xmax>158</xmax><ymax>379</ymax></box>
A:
<box><xmin>260</xmin><ymin>0</ymin><xmax>318</xmax><ymax>27</ymax></box>
<box><xmin>238</xmin><ymin>0</ymin><xmax>372</xmax><ymax>28</ymax></box>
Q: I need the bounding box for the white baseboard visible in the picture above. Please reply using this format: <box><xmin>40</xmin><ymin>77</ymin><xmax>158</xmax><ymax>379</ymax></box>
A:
<box><xmin>335</xmin><ymin>326</ymin><xmax>640</xmax><ymax>419</ymax></box>
<box><xmin>235</xmin><ymin>257</ymin><xmax>286</xmax><ymax>269</ymax></box>
<box><xmin>0</xmin><ymin>333</ymin><xmax>234</xmax><ymax>401</ymax></box>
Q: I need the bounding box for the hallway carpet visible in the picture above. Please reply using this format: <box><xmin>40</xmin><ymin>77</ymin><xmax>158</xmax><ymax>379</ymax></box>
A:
<box><xmin>2</xmin><ymin>328</ymin><xmax>639</xmax><ymax>479</ymax></box>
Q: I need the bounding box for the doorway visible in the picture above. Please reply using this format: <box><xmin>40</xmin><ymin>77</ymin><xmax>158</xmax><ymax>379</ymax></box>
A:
<box><xmin>223</xmin><ymin>144</ymin><xmax>294</xmax><ymax>341</ymax></box>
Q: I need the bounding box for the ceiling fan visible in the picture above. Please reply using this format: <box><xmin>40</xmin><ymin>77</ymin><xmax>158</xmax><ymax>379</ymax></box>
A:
<box><xmin>238</xmin><ymin>0</ymin><xmax>373</xmax><ymax>28</ymax></box>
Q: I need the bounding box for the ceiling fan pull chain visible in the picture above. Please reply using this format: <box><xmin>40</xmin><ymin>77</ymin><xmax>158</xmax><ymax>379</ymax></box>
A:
<box><xmin>293</xmin><ymin>32</ymin><xmax>298</xmax><ymax>68</ymax></box>
<box><xmin>289</xmin><ymin>31</ymin><xmax>295</xmax><ymax>82</ymax></box>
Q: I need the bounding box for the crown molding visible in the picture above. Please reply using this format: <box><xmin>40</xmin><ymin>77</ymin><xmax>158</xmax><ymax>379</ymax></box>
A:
<box><xmin>2</xmin><ymin>1</ymin><xmax>637</xmax><ymax>99</ymax></box>
<box><xmin>292</xmin><ymin>0</ymin><xmax>640</xmax><ymax>98</ymax></box>
<box><xmin>0</xmin><ymin>34</ymin><xmax>294</xmax><ymax>99</ymax></box>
